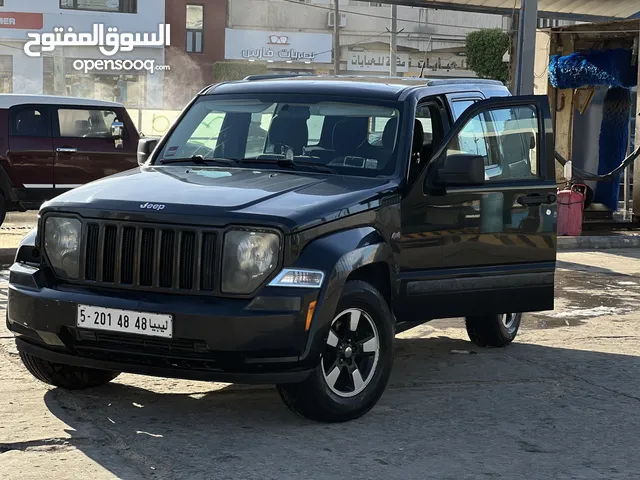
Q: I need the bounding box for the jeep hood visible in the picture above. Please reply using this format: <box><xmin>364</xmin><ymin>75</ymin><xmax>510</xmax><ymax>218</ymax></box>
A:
<box><xmin>42</xmin><ymin>166</ymin><xmax>398</xmax><ymax>232</ymax></box>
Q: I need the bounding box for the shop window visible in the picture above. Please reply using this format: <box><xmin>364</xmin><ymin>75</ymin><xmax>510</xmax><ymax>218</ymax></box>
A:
<box><xmin>186</xmin><ymin>5</ymin><xmax>204</xmax><ymax>53</ymax></box>
<box><xmin>44</xmin><ymin>58</ymin><xmax>147</xmax><ymax>108</ymax></box>
<box><xmin>0</xmin><ymin>55</ymin><xmax>12</xmax><ymax>94</ymax></box>
<box><xmin>60</xmin><ymin>0</ymin><xmax>137</xmax><ymax>14</ymax></box>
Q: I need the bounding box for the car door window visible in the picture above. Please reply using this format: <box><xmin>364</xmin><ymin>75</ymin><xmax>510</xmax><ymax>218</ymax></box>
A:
<box><xmin>451</xmin><ymin>100</ymin><xmax>477</xmax><ymax>119</ymax></box>
<box><xmin>445</xmin><ymin>105</ymin><xmax>540</xmax><ymax>181</ymax></box>
<box><xmin>58</xmin><ymin>108</ymin><xmax>120</xmax><ymax>138</ymax></box>
<box><xmin>10</xmin><ymin>107</ymin><xmax>51</xmax><ymax>137</ymax></box>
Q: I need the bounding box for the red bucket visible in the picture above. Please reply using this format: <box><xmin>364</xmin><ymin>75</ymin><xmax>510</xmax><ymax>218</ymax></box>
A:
<box><xmin>557</xmin><ymin>184</ymin><xmax>586</xmax><ymax>236</ymax></box>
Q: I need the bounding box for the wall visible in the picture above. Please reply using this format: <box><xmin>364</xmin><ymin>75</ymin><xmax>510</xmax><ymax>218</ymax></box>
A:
<box><xmin>164</xmin><ymin>0</ymin><xmax>226</xmax><ymax>108</ymax></box>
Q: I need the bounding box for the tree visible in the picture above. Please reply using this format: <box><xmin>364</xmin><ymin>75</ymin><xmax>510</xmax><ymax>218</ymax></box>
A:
<box><xmin>465</xmin><ymin>28</ymin><xmax>510</xmax><ymax>83</ymax></box>
<box><xmin>211</xmin><ymin>62</ymin><xmax>269</xmax><ymax>83</ymax></box>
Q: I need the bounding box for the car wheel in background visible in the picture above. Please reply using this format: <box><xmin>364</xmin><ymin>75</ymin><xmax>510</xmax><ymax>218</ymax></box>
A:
<box><xmin>465</xmin><ymin>313</ymin><xmax>522</xmax><ymax>348</ymax></box>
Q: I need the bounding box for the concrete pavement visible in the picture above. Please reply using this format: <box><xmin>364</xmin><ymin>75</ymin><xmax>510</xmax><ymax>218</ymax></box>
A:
<box><xmin>1</xmin><ymin>250</ymin><xmax>639</xmax><ymax>479</ymax></box>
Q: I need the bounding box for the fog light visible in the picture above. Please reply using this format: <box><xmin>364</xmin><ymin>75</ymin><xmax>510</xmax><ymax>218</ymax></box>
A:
<box><xmin>268</xmin><ymin>269</ymin><xmax>325</xmax><ymax>288</ymax></box>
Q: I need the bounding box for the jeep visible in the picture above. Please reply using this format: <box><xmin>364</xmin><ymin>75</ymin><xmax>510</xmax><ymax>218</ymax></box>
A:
<box><xmin>7</xmin><ymin>76</ymin><xmax>557</xmax><ymax>423</ymax></box>
<box><xmin>0</xmin><ymin>94</ymin><xmax>140</xmax><ymax>225</ymax></box>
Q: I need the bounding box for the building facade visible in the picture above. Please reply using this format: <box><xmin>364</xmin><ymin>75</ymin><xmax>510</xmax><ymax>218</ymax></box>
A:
<box><xmin>0</xmin><ymin>0</ymin><xmax>166</xmax><ymax>107</ymax></box>
<box><xmin>163</xmin><ymin>0</ymin><xmax>226</xmax><ymax>108</ymax></box>
<box><xmin>225</xmin><ymin>0</ymin><xmax>508</xmax><ymax>78</ymax></box>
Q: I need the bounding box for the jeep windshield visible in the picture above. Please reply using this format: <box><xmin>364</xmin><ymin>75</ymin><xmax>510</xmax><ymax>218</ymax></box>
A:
<box><xmin>154</xmin><ymin>95</ymin><xmax>401</xmax><ymax>177</ymax></box>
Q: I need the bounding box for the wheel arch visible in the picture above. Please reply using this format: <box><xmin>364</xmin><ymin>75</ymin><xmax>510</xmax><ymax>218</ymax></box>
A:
<box><xmin>291</xmin><ymin>226</ymin><xmax>396</xmax><ymax>362</ymax></box>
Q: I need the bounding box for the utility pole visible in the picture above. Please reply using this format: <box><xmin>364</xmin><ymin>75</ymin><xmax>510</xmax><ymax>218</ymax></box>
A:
<box><xmin>514</xmin><ymin>0</ymin><xmax>538</xmax><ymax>95</ymax></box>
<box><xmin>333</xmin><ymin>0</ymin><xmax>340</xmax><ymax>75</ymax></box>
<box><xmin>390</xmin><ymin>4</ymin><xmax>398</xmax><ymax>76</ymax></box>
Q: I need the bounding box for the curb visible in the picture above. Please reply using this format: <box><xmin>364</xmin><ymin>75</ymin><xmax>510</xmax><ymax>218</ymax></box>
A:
<box><xmin>558</xmin><ymin>235</ymin><xmax>640</xmax><ymax>250</ymax></box>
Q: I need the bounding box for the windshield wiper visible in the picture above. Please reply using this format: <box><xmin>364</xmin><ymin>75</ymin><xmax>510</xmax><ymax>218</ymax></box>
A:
<box><xmin>239</xmin><ymin>157</ymin><xmax>336</xmax><ymax>174</ymax></box>
<box><xmin>159</xmin><ymin>155</ymin><xmax>238</xmax><ymax>167</ymax></box>
<box><xmin>278</xmin><ymin>158</ymin><xmax>337</xmax><ymax>174</ymax></box>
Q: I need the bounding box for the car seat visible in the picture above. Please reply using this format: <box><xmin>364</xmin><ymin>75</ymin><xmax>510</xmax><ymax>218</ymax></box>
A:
<box><xmin>265</xmin><ymin>114</ymin><xmax>309</xmax><ymax>156</ymax></box>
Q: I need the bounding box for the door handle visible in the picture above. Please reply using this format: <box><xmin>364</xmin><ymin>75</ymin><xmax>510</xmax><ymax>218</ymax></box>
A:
<box><xmin>56</xmin><ymin>147</ymin><xmax>77</xmax><ymax>153</ymax></box>
<box><xmin>517</xmin><ymin>193</ymin><xmax>557</xmax><ymax>206</ymax></box>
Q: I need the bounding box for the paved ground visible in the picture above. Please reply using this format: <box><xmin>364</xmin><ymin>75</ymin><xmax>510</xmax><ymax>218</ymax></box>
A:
<box><xmin>1</xmin><ymin>250</ymin><xmax>639</xmax><ymax>479</ymax></box>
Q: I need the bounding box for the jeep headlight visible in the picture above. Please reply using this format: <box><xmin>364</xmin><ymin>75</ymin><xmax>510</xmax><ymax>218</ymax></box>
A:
<box><xmin>44</xmin><ymin>217</ymin><xmax>82</xmax><ymax>279</ymax></box>
<box><xmin>221</xmin><ymin>230</ymin><xmax>280</xmax><ymax>294</ymax></box>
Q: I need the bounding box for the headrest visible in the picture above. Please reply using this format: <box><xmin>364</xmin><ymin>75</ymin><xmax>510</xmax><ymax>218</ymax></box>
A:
<box><xmin>332</xmin><ymin>117</ymin><xmax>368</xmax><ymax>152</ymax></box>
<box><xmin>268</xmin><ymin>115</ymin><xmax>308</xmax><ymax>152</ymax></box>
<box><xmin>413</xmin><ymin>119</ymin><xmax>424</xmax><ymax>153</ymax></box>
<box><xmin>382</xmin><ymin>118</ymin><xmax>398</xmax><ymax>150</ymax></box>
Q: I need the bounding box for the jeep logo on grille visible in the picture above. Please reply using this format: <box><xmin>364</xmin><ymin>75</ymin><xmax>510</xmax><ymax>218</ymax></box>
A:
<box><xmin>140</xmin><ymin>202</ymin><xmax>165</xmax><ymax>210</ymax></box>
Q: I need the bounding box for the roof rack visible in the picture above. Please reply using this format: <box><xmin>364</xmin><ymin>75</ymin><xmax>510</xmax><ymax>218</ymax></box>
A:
<box><xmin>425</xmin><ymin>78</ymin><xmax>505</xmax><ymax>86</ymax></box>
<box><xmin>243</xmin><ymin>73</ymin><xmax>315</xmax><ymax>81</ymax></box>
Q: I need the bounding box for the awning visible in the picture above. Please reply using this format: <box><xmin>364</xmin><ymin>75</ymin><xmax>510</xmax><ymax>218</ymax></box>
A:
<box><xmin>380</xmin><ymin>0</ymin><xmax>640</xmax><ymax>21</ymax></box>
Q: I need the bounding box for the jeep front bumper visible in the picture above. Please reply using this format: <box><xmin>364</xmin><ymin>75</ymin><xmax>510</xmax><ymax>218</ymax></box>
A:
<box><xmin>7</xmin><ymin>263</ymin><xmax>325</xmax><ymax>384</ymax></box>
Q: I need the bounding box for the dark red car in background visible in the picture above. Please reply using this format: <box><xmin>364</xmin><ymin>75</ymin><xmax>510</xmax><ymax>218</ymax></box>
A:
<box><xmin>0</xmin><ymin>94</ymin><xmax>140</xmax><ymax>225</ymax></box>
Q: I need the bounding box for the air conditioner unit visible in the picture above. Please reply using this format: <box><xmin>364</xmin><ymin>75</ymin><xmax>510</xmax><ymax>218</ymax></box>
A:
<box><xmin>327</xmin><ymin>11</ymin><xmax>347</xmax><ymax>28</ymax></box>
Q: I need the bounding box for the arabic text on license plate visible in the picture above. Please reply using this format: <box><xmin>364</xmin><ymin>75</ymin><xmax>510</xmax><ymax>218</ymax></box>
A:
<box><xmin>77</xmin><ymin>305</ymin><xmax>173</xmax><ymax>339</ymax></box>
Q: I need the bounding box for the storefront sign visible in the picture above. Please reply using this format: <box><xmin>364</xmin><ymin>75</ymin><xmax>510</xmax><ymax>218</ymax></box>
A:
<box><xmin>349</xmin><ymin>51</ymin><xmax>410</xmax><ymax>73</ymax></box>
<box><xmin>0</xmin><ymin>12</ymin><xmax>44</xmax><ymax>30</ymax></box>
<box><xmin>225</xmin><ymin>28</ymin><xmax>332</xmax><ymax>63</ymax></box>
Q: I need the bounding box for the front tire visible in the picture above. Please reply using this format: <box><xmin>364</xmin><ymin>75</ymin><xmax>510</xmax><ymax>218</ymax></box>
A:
<box><xmin>19</xmin><ymin>352</ymin><xmax>120</xmax><ymax>389</ymax></box>
<box><xmin>277</xmin><ymin>280</ymin><xmax>395</xmax><ymax>423</ymax></box>
<box><xmin>465</xmin><ymin>313</ymin><xmax>522</xmax><ymax>348</ymax></box>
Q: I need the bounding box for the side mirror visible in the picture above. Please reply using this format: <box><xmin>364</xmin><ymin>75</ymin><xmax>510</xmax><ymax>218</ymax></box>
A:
<box><xmin>111</xmin><ymin>120</ymin><xmax>124</xmax><ymax>139</ymax></box>
<box><xmin>137</xmin><ymin>137</ymin><xmax>159</xmax><ymax>166</ymax></box>
<box><xmin>434</xmin><ymin>154</ymin><xmax>485</xmax><ymax>187</ymax></box>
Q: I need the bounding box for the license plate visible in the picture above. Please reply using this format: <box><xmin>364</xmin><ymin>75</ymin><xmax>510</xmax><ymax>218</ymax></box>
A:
<box><xmin>77</xmin><ymin>305</ymin><xmax>173</xmax><ymax>339</ymax></box>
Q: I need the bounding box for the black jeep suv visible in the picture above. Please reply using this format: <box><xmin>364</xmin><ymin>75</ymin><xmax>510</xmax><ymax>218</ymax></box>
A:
<box><xmin>7</xmin><ymin>75</ymin><xmax>558</xmax><ymax>422</ymax></box>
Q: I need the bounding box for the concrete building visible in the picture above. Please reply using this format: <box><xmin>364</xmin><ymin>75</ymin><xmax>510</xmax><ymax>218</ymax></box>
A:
<box><xmin>0</xmin><ymin>0</ymin><xmax>166</xmax><ymax>108</ymax></box>
<box><xmin>225</xmin><ymin>0</ymin><xmax>510</xmax><ymax>77</ymax></box>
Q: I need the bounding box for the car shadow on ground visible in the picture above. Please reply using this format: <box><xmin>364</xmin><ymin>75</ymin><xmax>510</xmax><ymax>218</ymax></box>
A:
<box><xmin>40</xmin><ymin>333</ymin><xmax>640</xmax><ymax>479</ymax></box>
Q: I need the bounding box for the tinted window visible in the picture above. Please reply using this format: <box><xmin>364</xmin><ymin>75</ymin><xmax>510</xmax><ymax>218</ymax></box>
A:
<box><xmin>10</xmin><ymin>107</ymin><xmax>50</xmax><ymax>137</ymax></box>
<box><xmin>57</xmin><ymin>108</ymin><xmax>120</xmax><ymax>138</ymax></box>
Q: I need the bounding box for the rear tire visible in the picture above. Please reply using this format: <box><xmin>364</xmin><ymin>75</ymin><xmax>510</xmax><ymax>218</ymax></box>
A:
<box><xmin>465</xmin><ymin>313</ymin><xmax>522</xmax><ymax>348</ymax></box>
<box><xmin>19</xmin><ymin>352</ymin><xmax>120</xmax><ymax>389</ymax></box>
<box><xmin>0</xmin><ymin>196</ymin><xmax>7</xmax><ymax>228</ymax></box>
<box><xmin>277</xmin><ymin>280</ymin><xmax>395</xmax><ymax>423</ymax></box>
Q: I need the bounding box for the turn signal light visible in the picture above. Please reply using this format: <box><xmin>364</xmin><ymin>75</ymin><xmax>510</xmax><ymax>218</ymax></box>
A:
<box><xmin>305</xmin><ymin>300</ymin><xmax>317</xmax><ymax>331</ymax></box>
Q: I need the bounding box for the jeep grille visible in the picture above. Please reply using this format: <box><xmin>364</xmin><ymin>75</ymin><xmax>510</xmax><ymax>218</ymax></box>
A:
<box><xmin>80</xmin><ymin>221</ymin><xmax>218</xmax><ymax>293</ymax></box>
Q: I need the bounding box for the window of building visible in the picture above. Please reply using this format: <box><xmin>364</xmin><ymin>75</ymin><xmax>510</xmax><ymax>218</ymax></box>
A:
<box><xmin>186</xmin><ymin>5</ymin><xmax>204</xmax><ymax>53</ymax></box>
<box><xmin>57</xmin><ymin>108</ymin><xmax>119</xmax><ymax>138</ymax></box>
<box><xmin>0</xmin><ymin>55</ymin><xmax>13</xmax><ymax>93</ymax></box>
<box><xmin>60</xmin><ymin>0</ymin><xmax>137</xmax><ymax>14</ymax></box>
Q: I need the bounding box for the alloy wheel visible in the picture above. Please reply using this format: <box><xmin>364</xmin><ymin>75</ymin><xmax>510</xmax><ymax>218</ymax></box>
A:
<box><xmin>321</xmin><ymin>308</ymin><xmax>380</xmax><ymax>398</ymax></box>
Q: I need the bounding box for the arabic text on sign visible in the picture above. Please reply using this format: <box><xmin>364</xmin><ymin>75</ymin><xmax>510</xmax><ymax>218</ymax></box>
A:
<box><xmin>241</xmin><ymin>47</ymin><xmax>316</xmax><ymax>61</ymax></box>
<box><xmin>23</xmin><ymin>23</ymin><xmax>171</xmax><ymax>58</ymax></box>
<box><xmin>350</xmin><ymin>54</ymin><xmax>407</xmax><ymax>68</ymax></box>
